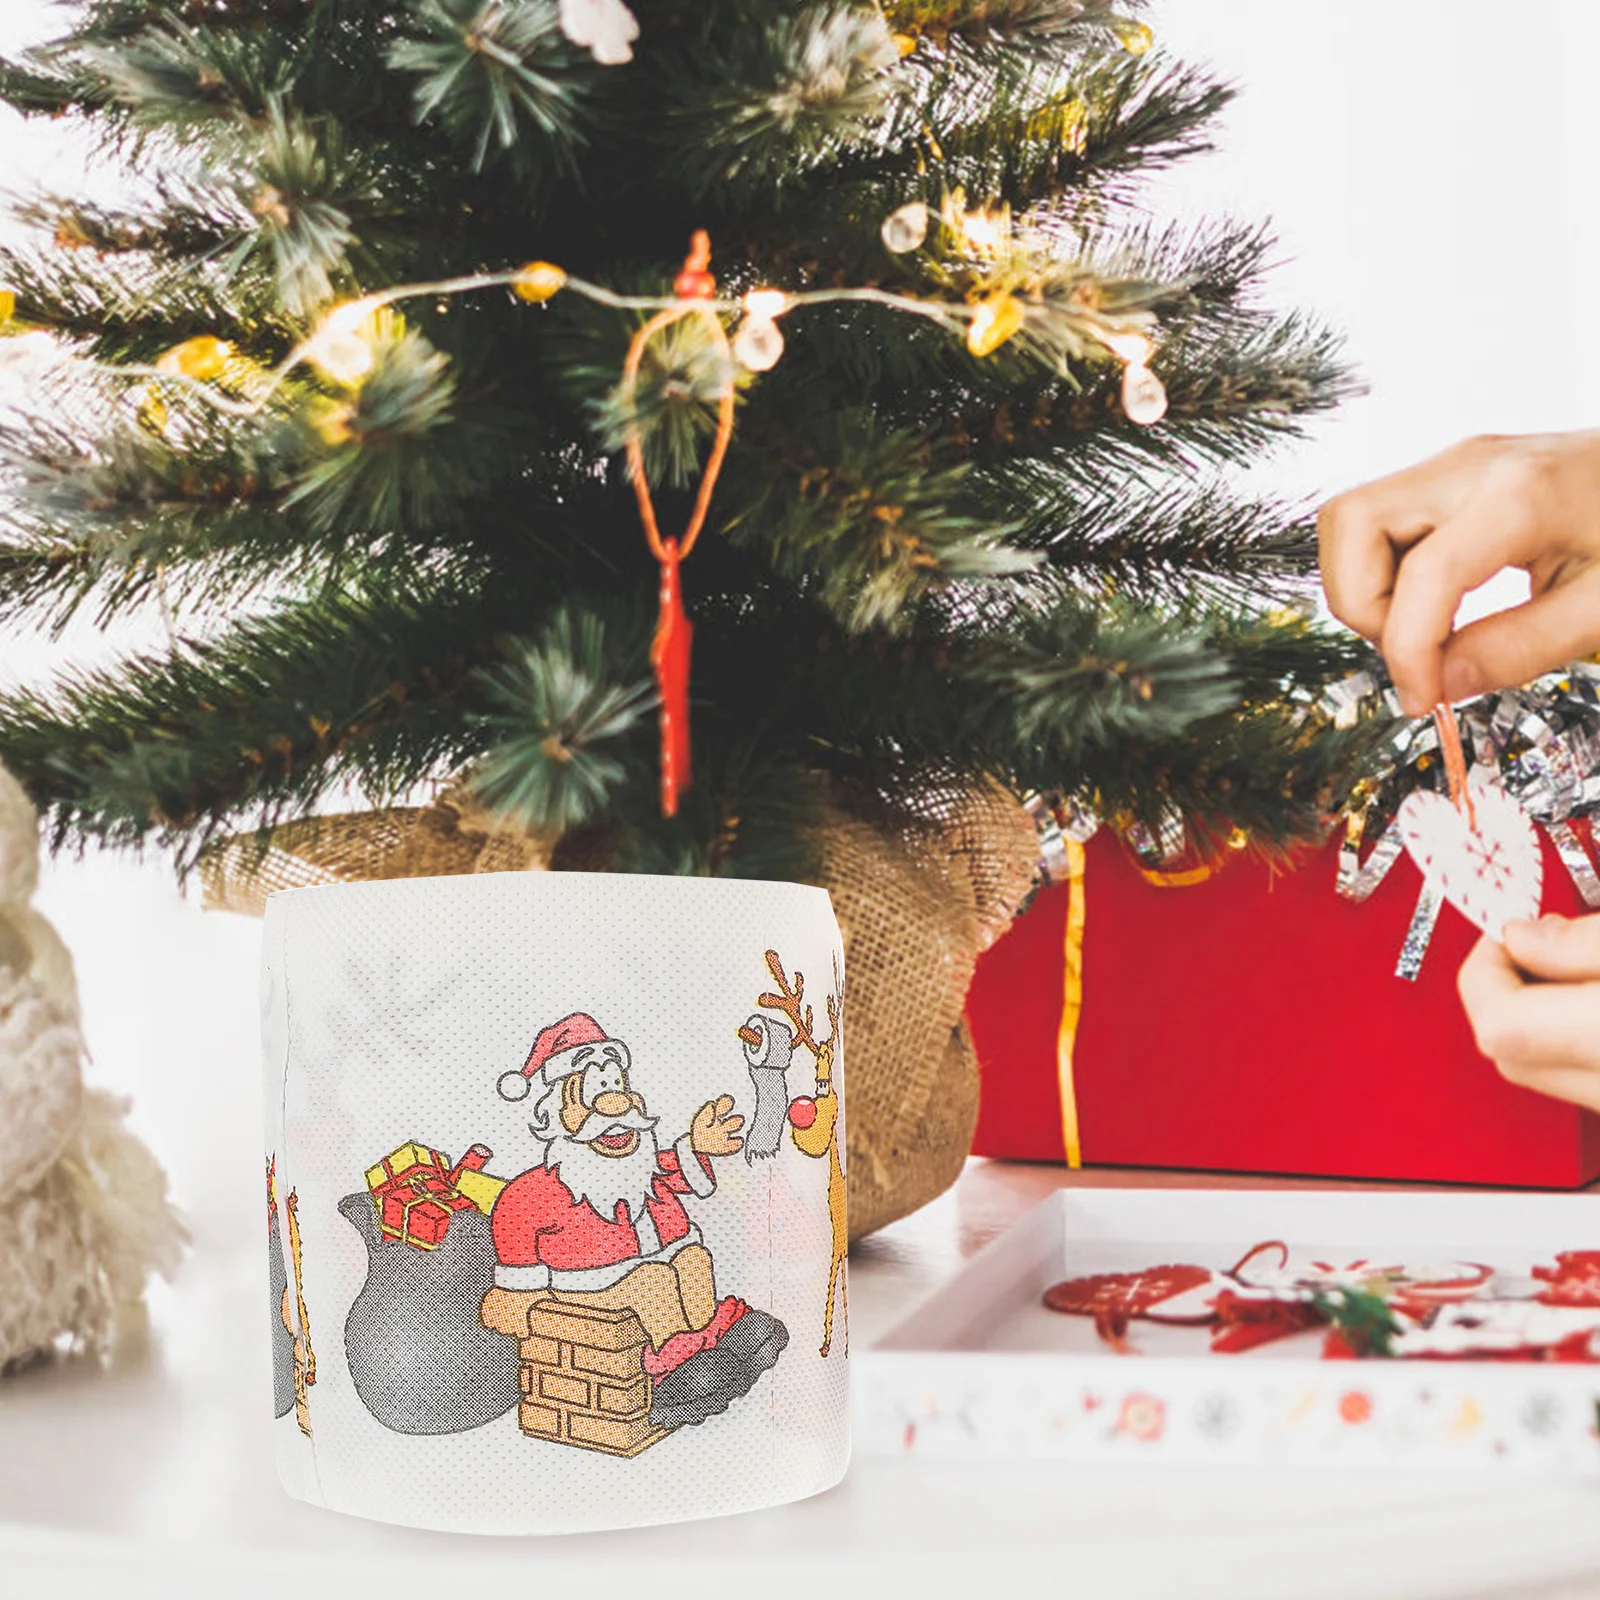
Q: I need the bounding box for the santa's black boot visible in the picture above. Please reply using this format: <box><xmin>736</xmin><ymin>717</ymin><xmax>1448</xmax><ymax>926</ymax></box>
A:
<box><xmin>648</xmin><ymin>1311</ymin><xmax>789</xmax><ymax>1429</ymax></box>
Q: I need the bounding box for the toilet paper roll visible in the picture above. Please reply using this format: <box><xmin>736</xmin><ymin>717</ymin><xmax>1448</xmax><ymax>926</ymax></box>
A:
<box><xmin>260</xmin><ymin>870</ymin><xmax>849</xmax><ymax>1534</ymax></box>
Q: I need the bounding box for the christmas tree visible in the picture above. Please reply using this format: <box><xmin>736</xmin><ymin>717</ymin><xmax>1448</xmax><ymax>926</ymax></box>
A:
<box><xmin>0</xmin><ymin>0</ymin><xmax>1368</xmax><ymax>878</ymax></box>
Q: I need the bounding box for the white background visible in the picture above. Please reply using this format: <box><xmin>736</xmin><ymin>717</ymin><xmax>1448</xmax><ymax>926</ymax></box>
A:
<box><xmin>3</xmin><ymin>5</ymin><xmax>1600</xmax><ymax>1593</ymax></box>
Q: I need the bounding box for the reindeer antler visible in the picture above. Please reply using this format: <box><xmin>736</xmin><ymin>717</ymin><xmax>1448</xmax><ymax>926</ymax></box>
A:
<box><xmin>824</xmin><ymin>953</ymin><xmax>843</xmax><ymax>1051</ymax></box>
<box><xmin>758</xmin><ymin>949</ymin><xmax>820</xmax><ymax>1057</ymax></box>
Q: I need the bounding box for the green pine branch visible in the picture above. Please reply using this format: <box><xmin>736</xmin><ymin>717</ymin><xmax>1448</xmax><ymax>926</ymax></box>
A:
<box><xmin>0</xmin><ymin>575</ymin><xmax>506</xmax><ymax>856</ymax></box>
<box><xmin>388</xmin><ymin>0</ymin><xmax>598</xmax><ymax>175</ymax></box>
<box><xmin>985</xmin><ymin>469</ymin><xmax>1319</xmax><ymax>605</ymax></box>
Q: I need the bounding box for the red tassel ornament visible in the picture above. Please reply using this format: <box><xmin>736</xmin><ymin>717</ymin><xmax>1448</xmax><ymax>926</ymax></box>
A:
<box><xmin>620</xmin><ymin>233</ymin><xmax>735</xmax><ymax>817</ymax></box>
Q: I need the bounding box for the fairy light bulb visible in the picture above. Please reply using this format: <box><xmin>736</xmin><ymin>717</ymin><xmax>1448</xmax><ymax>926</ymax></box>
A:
<box><xmin>513</xmin><ymin>261</ymin><xmax>566</xmax><ymax>303</ymax></box>
<box><xmin>1101</xmin><ymin>329</ymin><xmax>1154</xmax><ymax>366</ymax></box>
<box><xmin>0</xmin><ymin>290</ymin><xmax>14</xmax><ymax>325</ymax></box>
<box><xmin>733</xmin><ymin>314</ymin><xmax>784</xmax><ymax>372</ymax></box>
<box><xmin>880</xmin><ymin>200</ymin><xmax>929</xmax><ymax>254</ymax></box>
<box><xmin>306</xmin><ymin>297</ymin><xmax>381</xmax><ymax>386</ymax></box>
<box><xmin>741</xmin><ymin>288</ymin><xmax>790</xmax><ymax>321</ymax></box>
<box><xmin>960</xmin><ymin>209</ymin><xmax>1007</xmax><ymax>254</ymax></box>
<box><xmin>1120</xmin><ymin>362</ymin><xmax>1168</xmax><ymax>426</ymax></box>
<box><xmin>1114</xmin><ymin>17</ymin><xmax>1154</xmax><ymax>54</ymax></box>
<box><xmin>158</xmin><ymin>335</ymin><xmax>232</xmax><ymax>381</ymax></box>
<box><xmin>965</xmin><ymin>294</ymin><xmax>1025</xmax><ymax>358</ymax></box>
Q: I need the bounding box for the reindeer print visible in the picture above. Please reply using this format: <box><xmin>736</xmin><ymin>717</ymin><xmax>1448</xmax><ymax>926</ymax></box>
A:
<box><xmin>752</xmin><ymin>950</ymin><xmax>848</xmax><ymax>1359</ymax></box>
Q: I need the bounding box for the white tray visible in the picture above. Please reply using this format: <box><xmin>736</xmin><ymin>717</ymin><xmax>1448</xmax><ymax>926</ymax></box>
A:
<box><xmin>856</xmin><ymin>1187</ymin><xmax>1600</xmax><ymax>1470</ymax></box>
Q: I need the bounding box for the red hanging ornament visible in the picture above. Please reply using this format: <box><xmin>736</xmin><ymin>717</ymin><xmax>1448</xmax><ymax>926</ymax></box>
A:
<box><xmin>673</xmin><ymin>228</ymin><xmax>717</xmax><ymax>300</ymax></box>
<box><xmin>620</xmin><ymin>234</ymin><xmax>736</xmax><ymax>817</ymax></box>
<box><xmin>651</xmin><ymin>539</ymin><xmax>693</xmax><ymax>815</ymax></box>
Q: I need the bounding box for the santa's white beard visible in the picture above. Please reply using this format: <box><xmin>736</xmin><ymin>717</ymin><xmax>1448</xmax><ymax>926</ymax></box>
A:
<box><xmin>546</xmin><ymin>1128</ymin><xmax>661</xmax><ymax>1224</ymax></box>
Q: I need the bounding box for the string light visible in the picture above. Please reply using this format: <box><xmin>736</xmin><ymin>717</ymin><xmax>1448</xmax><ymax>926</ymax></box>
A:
<box><xmin>512</xmin><ymin>261</ymin><xmax>567</xmax><ymax>303</ymax></box>
<box><xmin>53</xmin><ymin>244</ymin><xmax>1170</xmax><ymax>428</ymax></box>
<box><xmin>965</xmin><ymin>294</ymin><xmax>1025</xmax><ymax>358</ymax></box>
<box><xmin>732</xmin><ymin>288</ymin><xmax>790</xmax><ymax>371</ymax></box>
<box><xmin>732</xmin><ymin>315</ymin><xmax>784</xmax><ymax>372</ymax></box>
<box><xmin>958</xmin><ymin>207</ymin><xmax>1008</xmax><ymax>255</ymax></box>
<box><xmin>1100</xmin><ymin>329</ymin><xmax>1154</xmax><ymax>367</ymax></box>
<box><xmin>1098</xmin><ymin>327</ymin><xmax>1167</xmax><ymax>423</ymax></box>
<box><xmin>304</xmin><ymin>297</ymin><xmax>382</xmax><ymax>386</ymax></box>
<box><xmin>157</xmin><ymin>335</ymin><xmax>231</xmax><ymax>381</ymax></box>
<box><xmin>741</xmin><ymin>288</ymin><xmax>790</xmax><ymax>321</ymax></box>
<box><xmin>1120</xmin><ymin>361</ymin><xmax>1168</xmax><ymax>426</ymax></box>
<box><xmin>880</xmin><ymin>200</ymin><xmax>929</xmax><ymax>254</ymax></box>
<box><xmin>1114</xmin><ymin>17</ymin><xmax>1154</xmax><ymax>55</ymax></box>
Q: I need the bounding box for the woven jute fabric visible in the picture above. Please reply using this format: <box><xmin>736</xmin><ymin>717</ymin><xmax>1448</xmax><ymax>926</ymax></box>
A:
<box><xmin>818</xmin><ymin>783</ymin><xmax>1037</xmax><ymax>1238</ymax></box>
<box><xmin>200</xmin><ymin>791</ymin><xmax>552</xmax><ymax>917</ymax></box>
<box><xmin>203</xmin><ymin>780</ymin><xmax>1036</xmax><ymax>1238</ymax></box>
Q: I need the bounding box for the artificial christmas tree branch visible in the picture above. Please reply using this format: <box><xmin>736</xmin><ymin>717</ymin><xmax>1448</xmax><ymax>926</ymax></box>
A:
<box><xmin>0</xmin><ymin>0</ymin><xmax>1371</xmax><ymax>880</ymax></box>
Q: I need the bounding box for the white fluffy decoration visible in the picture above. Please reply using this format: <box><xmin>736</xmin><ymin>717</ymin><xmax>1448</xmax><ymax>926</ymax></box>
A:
<box><xmin>0</xmin><ymin>765</ymin><xmax>185</xmax><ymax>1375</ymax></box>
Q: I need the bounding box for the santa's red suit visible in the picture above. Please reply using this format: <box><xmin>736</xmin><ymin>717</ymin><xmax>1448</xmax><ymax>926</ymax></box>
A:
<box><xmin>490</xmin><ymin>1010</ymin><xmax>721</xmax><ymax>1291</ymax></box>
<box><xmin>491</xmin><ymin>1139</ymin><xmax>716</xmax><ymax>1291</ymax></box>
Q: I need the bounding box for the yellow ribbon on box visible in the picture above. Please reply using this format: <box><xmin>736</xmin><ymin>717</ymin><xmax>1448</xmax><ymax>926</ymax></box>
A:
<box><xmin>1057</xmin><ymin>836</ymin><xmax>1087</xmax><ymax>1170</ymax></box>
<box><xmin>1054</xmin><ymin>838</ymin><xmax>1224</xmax><ymax>1171</ymax></box>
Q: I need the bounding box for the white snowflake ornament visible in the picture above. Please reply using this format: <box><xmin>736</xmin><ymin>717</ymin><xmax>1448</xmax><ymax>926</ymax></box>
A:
<box><xmin>560</xmin><ymin>0</ymin><xmax>639</xmax><ymax>65</ymax></box>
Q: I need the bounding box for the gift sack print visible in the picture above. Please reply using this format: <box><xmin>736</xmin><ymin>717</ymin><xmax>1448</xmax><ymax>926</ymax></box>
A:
<box><xmin>261</xmin><ymin>872</ymin><xmax>848</xmax><ymax>1535</ymax></box>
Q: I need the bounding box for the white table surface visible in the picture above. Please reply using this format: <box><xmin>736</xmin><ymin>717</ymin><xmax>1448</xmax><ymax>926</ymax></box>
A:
<box><xmin>5</xmin><ymin>855</ymin><xmax>1600</xmax><ymax>1600</ymax></box>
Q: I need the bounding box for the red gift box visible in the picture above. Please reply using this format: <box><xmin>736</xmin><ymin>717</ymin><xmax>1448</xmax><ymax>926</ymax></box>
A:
<box><xmin>967</xmin><ymin>830</ymin><xmax>1600</xmax><ymax>1187</ymax></box>
<box><xmin>365</xmin><ymin>1142</ymin><xmax>488</xmax><ymax>1250</ymax></box>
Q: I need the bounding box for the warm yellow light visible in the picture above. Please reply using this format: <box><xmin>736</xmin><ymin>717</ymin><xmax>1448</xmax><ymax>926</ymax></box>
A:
<box><xmin>305</xmin><ymin>298</ymin><xmax>382</xmax><ymax>386</ymax></box>
<box><xmin>0</xmin><ymin>290</ymin><xmax>14</xmax><ymax>325</ymax></box>
<box><xmin>965</xmin><ymin>294</ymin><xmax>1025</xmax><ymax>358</ymax></box>
<box><xmin>321</xmin><ymin>296</ymin><xmax>383</xmax><ymax>338</ymax></box>
<box><xmin>960</xmin><ymin>209</ymin><xmax>1007</xmax><ymax>253</ymax></box>
<box><xmin>1115</xmin><ymin>18</ymin><xmax>1154</xmax><ymax>54</ymax></box>
<box><xmin>158</xmin><ymin>335</ymin><xmax>232</xmax><ymax>381</ymax></box>
<box><xmin>741</xmin><ymin>288</ymin><xmax>790</xmax><ymax>321</ymax></box>
<box><xmin>513</xmin><ymin>262</ymin><xmax>567</xmax><ymax>303</ymax></box>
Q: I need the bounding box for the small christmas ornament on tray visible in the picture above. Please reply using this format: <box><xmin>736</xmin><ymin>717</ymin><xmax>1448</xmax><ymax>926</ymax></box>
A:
<box><xmin>1043</xmin><ymin>1237</ymin><xmax>1600</xmax><ymax>1363</ymax></box>
<box><xmin>862</xmin><ymin>1188</ymin><xmax>1600</xmax><ymax>1469</ymax></box>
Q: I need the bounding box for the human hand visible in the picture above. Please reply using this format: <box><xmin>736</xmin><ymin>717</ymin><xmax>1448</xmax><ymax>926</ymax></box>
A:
<box><xmin>1318</xmin><ymin>432</ymin><xmax>1600</xmax><ymax>716</ymax></box>
<box><xmin>1457</xmin><ymin>915</ymin><xmax>1600</xmax><ymax>1113</ymax></box>
<box><xmin>690</xmin><ymin>1094</ymin><xmax>744</xmax><ymax>1156</ymax></box>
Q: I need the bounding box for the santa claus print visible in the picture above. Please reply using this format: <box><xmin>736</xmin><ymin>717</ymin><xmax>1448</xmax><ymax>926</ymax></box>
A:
<box><xmin>489</xmin><ymin>1013</ymin><xmax>789</xmax><ymax>1431</ymax></box>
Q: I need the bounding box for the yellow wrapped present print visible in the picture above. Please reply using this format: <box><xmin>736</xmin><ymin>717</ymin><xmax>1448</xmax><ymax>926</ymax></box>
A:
<box><xmin>364</xmin><ymin>1141</ymin><xmax>504</xmax><ymax>1250</ymax></box>
<box><xmin>453</xmin><ymin>1161</ymin><xmax>508</xmax><ymax>1216</ymax></box>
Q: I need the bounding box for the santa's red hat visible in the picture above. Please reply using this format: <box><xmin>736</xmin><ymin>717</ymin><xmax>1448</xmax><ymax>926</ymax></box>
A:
<box><xmin>496</xmin><ymin>1013</ymin><xmax>629</xmax><ymax>1102</ymax></box>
